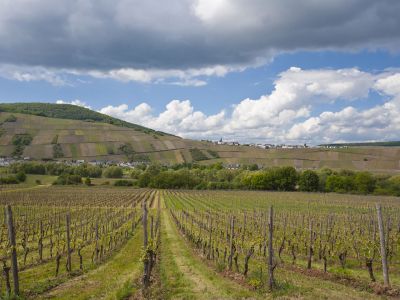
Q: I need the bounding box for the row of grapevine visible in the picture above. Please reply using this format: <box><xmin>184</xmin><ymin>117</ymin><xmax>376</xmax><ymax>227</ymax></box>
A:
<box><xmin>165</xmin><ymin>190</ymin><xmax>400</xmax><ymax>291</ymax></box>
<box><xmin>0</xmin><ymin>187</ymin><xmax>158</xmax><ymax>297</ymax></box>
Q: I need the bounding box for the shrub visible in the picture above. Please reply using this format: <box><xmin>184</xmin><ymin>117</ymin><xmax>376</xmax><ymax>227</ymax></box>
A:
<box><xmin>53</xmin><ymin>143</ymin><xmax>64</xmax><ymax>158</ymax></box>
<box><xmin>12</xmin><ymin>133</ymin><xmax>33</xmax><ymax>156</ymax></box>
<box><xmin>354</xmin><ymin>172</ymin><xmax>375</xmax><ymax>194</ymax></box>
<box><xmin>298</xmin><ymin>170</ymin><xmax>319</xmax><ymax>192</ymax></box>
<box><xmin>189</xmin><ymin>148</ymin><xmax>209</xmax><ymax>161</ymax></box>
<box><xmin>114</xmin><ymin>180</ymin><xmax>134</xmax><ymax>186</ymax></box>
<box><xmin>53</xmin><ymin>174</ymin><xmax>82</xmax><ymax>185</ymax></box>
<box><xmin>5</xmin><ymin>114</ymin><xmax>17</xmax><ymax>122</ymax></box>
<box><xmin>0</xmin><ymin>175</ymin><xmax>19</xmax><ymax>184</ymax></box>
<box><xmin>325</xmin><ymin>175</ymin><xmax>355</xmax><ymax>193</ymax></box>
<box><xmin>16</xmin><ymin>171</ymin><xmax>27</xmax><ymax>182</ymax></box>
<box><xmin>74</xmin><ymin>164</ymin><xmax>102</xmax><ymax>178</ymax></box>
<box><xmin>103</xmin><ymin>166</ymin><xmax>123</xmax><ymax>178</ymax></box>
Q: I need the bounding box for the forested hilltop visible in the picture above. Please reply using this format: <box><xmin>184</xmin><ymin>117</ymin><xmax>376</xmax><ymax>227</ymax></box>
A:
<box><xmin>0</xmin><ymin>102</ymin><xmax>166</xmax><ymax>135</ymax></box>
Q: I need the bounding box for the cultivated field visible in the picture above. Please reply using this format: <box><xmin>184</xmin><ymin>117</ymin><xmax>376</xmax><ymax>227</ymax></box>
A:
<box><xmin>2</xmin><ymin>112</ymin><xmax>400</xmax><ymax>171</ymax></box>
<box><xmin>0</xmin><ymin>187</ymin><xmax>399</xmax><ymax>299</ymax></box>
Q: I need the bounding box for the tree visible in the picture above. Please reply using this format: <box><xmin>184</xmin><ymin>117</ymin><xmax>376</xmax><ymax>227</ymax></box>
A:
<box><xmin>325</xmin><ymin>175</ymin><xmax>354</xmax><ymax>193</ymax></box>
<box><xmin>273</xmin><ymin>166</ymin><xmax>298</xmax><ymax>191</ymax></box>
<box><xmin>298</xmin><ymin>170</ymin><xmax>319</xmax><ymax>192</ymax></box>
<box><xmin>354</xmin><ymin>172</ymin><xmax>375</xmax><ymax>194</ymax></box>
<box><xmin>15</xmin><ymin>171</ymin><xmax>26</xmax><ymax>183</ymax></box>
<box><xmin>84</xmin><ymin>177</ymin><xmax>92</xmax><ymax>186</ymax></box>
<box><xmin>103</xmin><ymin>166</ymin><xmax>123</xmax><ymax>178</ymax></box>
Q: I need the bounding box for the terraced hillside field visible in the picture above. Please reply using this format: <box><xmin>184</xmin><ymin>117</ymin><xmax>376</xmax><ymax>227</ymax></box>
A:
<box><xmin>1</xmin><ymin>108</ymin><xmax>400</xmax><ymax>172</ymax></box>
<box><xmin>1</xmin><ymin>186</ymin><xmax>399</xmax><ymax>299</ymax></box>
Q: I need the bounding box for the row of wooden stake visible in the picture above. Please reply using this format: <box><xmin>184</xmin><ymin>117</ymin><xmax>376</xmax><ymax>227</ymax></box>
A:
<box><xmin>2</xmin><ymin>201</ymin><xmax>390</xmax><ymax>297</ymax></box>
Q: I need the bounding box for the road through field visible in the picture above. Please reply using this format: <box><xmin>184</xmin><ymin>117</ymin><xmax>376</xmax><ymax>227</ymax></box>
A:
<box><xmin>160</xmin><ymin>201</ymin><xmax>259</xmax><ymax>300</ymax></box>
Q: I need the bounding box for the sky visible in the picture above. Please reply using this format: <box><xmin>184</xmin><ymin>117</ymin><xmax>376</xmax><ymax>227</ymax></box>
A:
<box><xmin>1</xmin><ymin>0</ymin><xmax>400</xmax><ymax>144</ymax></box>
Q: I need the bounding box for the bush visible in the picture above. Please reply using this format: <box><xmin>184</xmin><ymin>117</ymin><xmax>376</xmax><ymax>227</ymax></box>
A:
<box><xmin>103</xmin><ymin>166</ymin><xmax>123</xmax><ymax>178</ymax></box>
<box><xmin>325</xmin><ymin>175</ymin><xmax>355</xmax><ymax>193</ymax></box>
<box><xmin>130</xmin><ymin>169</ymin><xmax>142</xmax><ymax>179</ymax></box>
<box><xmin>354</xmin><ymin>172</ymin><xmax>375</xmax><ymax>194</ymax></box>
<box><xmin>53</xmin><ymin>143</ymin><xmax>64</xmax><ymax>158</ymax></box>
<box><xmin>12</xmin><ymin>133</ymin><xmax>33</xmax><ymax>156</ymax></box>
<box><xmin>84</xmin><ymin>177</ymin><xmax>92</xmax><ymax>186</ymax></box>
<box><xmin>114</xmin><ymin>180</ymin><xmax>134</xmax><ymax>186</ymax></box>
<box><xmin>5</xmin><ymin>114</ymin><xmax>17</xmax><ymax>122</ymax></box>
<box><xmin>298</xmin><ymin>170</ymin><xmax>319</xmax><ymax>192</ymax></box>
<box><xmin>74</xmin><ymin>164</ymin><xmax>102</xmax><ymax>178</ymax></box>
<box><xmin>53</xmin><ymin>174</ymin><xmax>82</xmax><ymax>185</ymax></box>
<box><xmin>189</xmin><ymin>148</ymin><xmax>209</xmax><ymax>161</ymax></box>
<box><xmin>0</xmin><ymin>175</ymin><xmax>19</xmax><ymax>184</ymax></box>
<box><xmin>16</xmin><ymin>171</ymin><xmax>26</xmax><ymax>182</ymax></box>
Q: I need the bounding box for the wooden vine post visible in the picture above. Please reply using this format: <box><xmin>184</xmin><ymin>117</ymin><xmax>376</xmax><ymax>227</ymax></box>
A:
<box><xmin>307</xmin><ymin>219</ymin><xmax>313</xmax><ymax>269</ymax></box>
<box><xmin>228</xmin><ymin>216</ymin><xmax>235</xmax><ymax>270</ymax></box>
<box><xmin>39</xmin><ymin>220</ymin><xmax>43</xmax><ymax>262</ymax></box>
<box><xmin>66</xmin><ymin>212</ymin><xmax>72</xmax><ymax>273</ymax></box>
<box><xmin>142</xmin><ymin>199</ymin><xmax>150</xmax><ymax>288</ymax></box>
<box><xmin>6</xmin><ymin>205</ymin><xmax>19</xmax><ymax>296</ymax></box>
<box><xmin>376</xmin><ymin>203</ymin><xmax>390</xmax><ymax>287</ymax></box>
<box><xmin>268</xmin><ymin>205</ymin><xmax>276</xmax><ymax>290</ymax></box>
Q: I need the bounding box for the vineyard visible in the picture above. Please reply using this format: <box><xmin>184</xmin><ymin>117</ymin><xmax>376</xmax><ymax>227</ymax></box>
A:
<box><xmin>0</xmin><ymin>187</ymin><xmax>161</xmax><ymax>299</ymax></box>
<box><xmin>164</xmin><ymin>190</ymin><xmax>400</xmax><ymax>298</ymax></box>
<box><xmin>0</xmin><ymin>187</ymin><xmax>399</xmax><ymax>299</ymax></box>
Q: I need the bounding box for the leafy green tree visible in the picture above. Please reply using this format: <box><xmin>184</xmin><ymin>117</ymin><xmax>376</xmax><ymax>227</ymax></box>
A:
<box><xmin>273</xmin><ymin>166</ymin><xmax>298</xmax><ymax>191</ymax></box>
<box><xmin>16</xmin><ymin>171</ymin><xmax>27</xmax><ymax>182</ymax></box>
<box><xmin>298</xmin><ymin>170</ymin><xmax>319</xmax><ymax>192</ymax></box>
<box><xmin>325</xmin><ymin>175</ymin><xmax>354</xmax><ymax>193</ymax></box>
<box><xmin>103</xmin><ymin>166</ymin><xmax>123</xmax><ymax>178</ymax></box>
<box><xmin>138</xmin><ymin>172</ymin><xmax>152</xmax><ymax>187</ymax></box>
<box><xmin>114</xmin><ymin>180</ymin><xmax>134</xmax><ymax>186</ymax></box>
<box><xmin>354</xmin><ymin>172</ymin><xmax>375</xmax><ymax>194</ymax></box>
<box><xmin>53</xmin><ymin>174</ymin><xmax>82</xmax><ymax>185</ymax></box>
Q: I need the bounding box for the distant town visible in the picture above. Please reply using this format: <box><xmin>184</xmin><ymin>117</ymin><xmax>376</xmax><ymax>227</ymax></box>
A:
<box><xmin>0</xmin><ymin>139</ymin><xmax>353</xmax><ymax>168</ymax></box>
<box><xmin>209</xmin><ymin>138</ymin><xmax>350</xmax><ymax>149</ymax></box>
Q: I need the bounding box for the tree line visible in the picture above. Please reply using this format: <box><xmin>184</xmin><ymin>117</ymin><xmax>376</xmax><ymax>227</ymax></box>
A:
<box><xmin>2</xmin><ymin>161</ymin><xmax>400</xmax><ymax>196</ymax></box>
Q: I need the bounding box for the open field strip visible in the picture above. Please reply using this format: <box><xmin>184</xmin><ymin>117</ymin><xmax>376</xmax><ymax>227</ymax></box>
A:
<box><xmin>160</xmin><ymin>205</ymin><xmax>260</xmax><ymax>299</ymax></box>
<box><xmin>37</xmin><ymin>227</ymin><xmax>143</xmax><ymax>300</ymax></box>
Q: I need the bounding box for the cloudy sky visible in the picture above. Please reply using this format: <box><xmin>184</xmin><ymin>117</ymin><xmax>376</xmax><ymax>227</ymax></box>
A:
<box><xmin>1</xmin><ymin>0</ymin><xmax>400</xmax><ymax>144</ymax></box>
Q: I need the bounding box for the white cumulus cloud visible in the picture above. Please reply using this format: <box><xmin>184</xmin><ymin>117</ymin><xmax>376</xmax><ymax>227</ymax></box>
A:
<box><xmin>96</xmin><ymin>67</ymin><xmax>400</xmax><ymax>144</ymax></box>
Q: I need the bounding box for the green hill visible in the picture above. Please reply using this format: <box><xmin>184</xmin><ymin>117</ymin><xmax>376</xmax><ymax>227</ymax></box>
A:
<box><xmin>1</xmin><ymin>103</ymin><xmax>400</xmax><ymax>172</ymax></box>
<box><xmin>0</xmin><ymin>102</ymin><xmax>168</xmax><ymax>135</ymax></box>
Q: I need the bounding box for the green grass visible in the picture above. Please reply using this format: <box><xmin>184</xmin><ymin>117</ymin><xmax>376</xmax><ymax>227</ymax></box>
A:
<box><xmin>38</xmin><ymin>229</ymin><xmax>143</xmax><ymax>300</ymax></box>
<box><xmin>159</xmin><ymin>208</ymin><xmax>260</xmax><ymax>299</ymax></box>
<box><xmin>25</xmin><ymin>174</ymin><xmax>57</xmax><ymax>185</ymax></box>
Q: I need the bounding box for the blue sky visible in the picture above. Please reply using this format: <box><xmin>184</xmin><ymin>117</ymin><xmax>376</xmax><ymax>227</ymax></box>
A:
<box><xmin>1</xmin><ymin>1</ymin><xmax>400</xmax><ymax>144</ymax></box>
<box><xmin>1</xmin><ymin>50</ymin><xmax>398</xmax><ymax>114</ymax></box>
